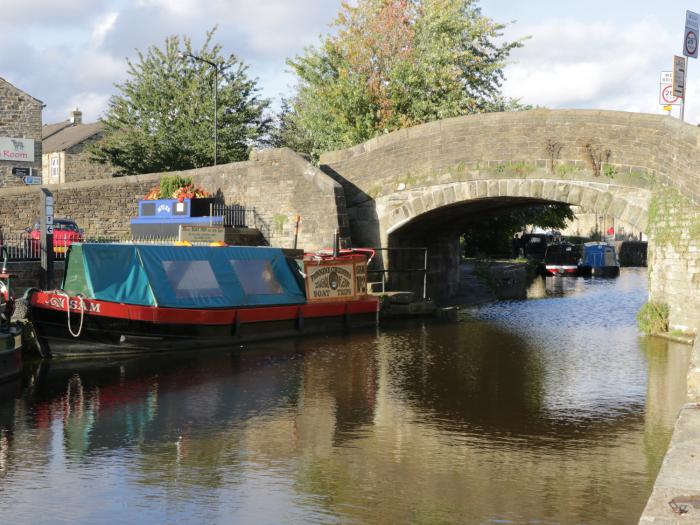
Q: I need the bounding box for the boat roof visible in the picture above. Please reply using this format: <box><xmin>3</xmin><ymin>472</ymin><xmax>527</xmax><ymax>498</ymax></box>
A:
<box><xmin>62</xmin><ymin>244</ymin><xmax>306</xmax><ymax>308</ymax></box>
<box><xmin>584</xmin><ymin>242</ymin><xmax>614</xmax><ymax>249</ymax></box>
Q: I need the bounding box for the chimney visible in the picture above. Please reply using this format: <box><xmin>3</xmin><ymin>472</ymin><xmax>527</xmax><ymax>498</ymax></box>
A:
<box><xmin>71</xmin><ymin>108</ymin><xmax>82</xmax><ymax>125</ymax></box>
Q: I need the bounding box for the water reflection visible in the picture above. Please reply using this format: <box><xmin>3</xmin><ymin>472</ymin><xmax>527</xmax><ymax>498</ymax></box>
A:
<box><xmin>0</xmin><ymin>269</ymin><xmax>690</xmax><ymax>524</ymax></box>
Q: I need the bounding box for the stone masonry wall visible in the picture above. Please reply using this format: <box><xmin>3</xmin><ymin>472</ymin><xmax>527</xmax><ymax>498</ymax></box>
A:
<box><xmin>0</xmin><ymin>79</ymin><xmax>42</xmax><ymax>189</ymax></box>
<box><xmin>0</xmin><ymin>148</ymin><xmax>347</xmax><ymax>252</ymax></box>
<box><xmin>64</xmin><ymin>135</ymin><xmax>118</xmax><ymax>182</ymax></box>
<box><xmin>320</xmin><ymin>109</ymin><xmax>700</xmax><ymax>333</ymax></box>
<box><xmin>646</xmin><ymin>187</ymin><xmax>700</xmax><ymax>332</ymax></box>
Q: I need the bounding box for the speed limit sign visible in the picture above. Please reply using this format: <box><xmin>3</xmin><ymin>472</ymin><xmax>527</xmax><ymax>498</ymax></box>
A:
<box><xmin>660</xmin><ymin>83</ymin><xmax>682</xmax><ymax>105</ymax></box>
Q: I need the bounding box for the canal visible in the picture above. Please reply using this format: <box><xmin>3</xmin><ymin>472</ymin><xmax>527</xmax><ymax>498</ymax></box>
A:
<box><xmin>0</xmin><ymin>268</ymin><xmax>690</xmax><ymax>524</ymax></box>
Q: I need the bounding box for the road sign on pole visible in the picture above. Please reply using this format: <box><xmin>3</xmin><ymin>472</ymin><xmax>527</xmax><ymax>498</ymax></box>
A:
<box><xmin>660</xmin><ymin>83</ymin><xmax>682</xmax><ymax>105</ymax></box>
<box><xmin>673</xmin><ymin>56</ymin><xmax>686</xmax><ymax>98</ymax></box>
<box><xmin>684</xmin><ymin>10</ymin><xmax>700</xmax><ymax>58</ymax></box>
<box><xmin>660</xmin><ymin>70</ymin><xmax>681</xmax><ymax>106</ymax></box>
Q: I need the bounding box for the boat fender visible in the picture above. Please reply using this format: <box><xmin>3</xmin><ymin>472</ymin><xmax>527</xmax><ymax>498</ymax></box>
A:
<box><xmin>233</xmin><ymin>313</ymin><xmax>240</xmax><ymax>335</ymax></box>
<box><xmin>0</xmin><ymin>281</ymin><xmax>14</xmax><ymax>323</ymax></box>
<box><xmin>296</xmin><ymin>308</ymin><xmax>304</xmax><ymax>331</ymax></box>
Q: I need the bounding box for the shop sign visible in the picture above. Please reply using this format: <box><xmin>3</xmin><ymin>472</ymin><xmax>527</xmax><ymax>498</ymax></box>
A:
<box><xmin>0</xmin><ymin>137</ymin><xmax>34</xmax><ymax>162</ymax></box>
<box><xmin>179</xmin><ymin>225</ymin><xmax>225</xmax><ymax>243</ymax></box>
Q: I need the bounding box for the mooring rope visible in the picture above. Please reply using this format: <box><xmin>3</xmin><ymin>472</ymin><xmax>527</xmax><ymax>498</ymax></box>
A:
<box><xmin>56</xmin><ymin>290</ymin><xmax>85</xmax><ymax>338</ymax></box>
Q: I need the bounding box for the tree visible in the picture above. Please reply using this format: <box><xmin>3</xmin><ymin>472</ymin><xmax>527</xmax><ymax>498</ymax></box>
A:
<box><xmin>92</xmin><ymin>29</ymin><xmax>271</xmax><ymax>174</ymax></box>
<box><xmin>461</xmin><ymin>204</ymin><xmax>575</xmax><ymax>257</ymax></box>
<box><xmin>280</xmin><ymin>0</ymin><xmax>524</xmax><ymax>160</ymax></box>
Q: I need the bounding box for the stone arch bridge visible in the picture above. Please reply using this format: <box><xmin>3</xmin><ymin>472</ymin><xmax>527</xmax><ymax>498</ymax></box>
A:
<box><xmin>320</xmin><ymin>109</ymin><xmax>700</xmax><ymax>333</ymax></box>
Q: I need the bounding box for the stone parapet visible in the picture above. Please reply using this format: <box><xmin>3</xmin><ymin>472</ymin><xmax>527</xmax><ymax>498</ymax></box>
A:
<box><xmin>0</xmin><ymin>148</ymin><xmax>346</xmax><ymax>252</ymax></box>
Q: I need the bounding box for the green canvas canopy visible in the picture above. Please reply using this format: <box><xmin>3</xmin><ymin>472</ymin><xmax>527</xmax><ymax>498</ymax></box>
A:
<box><xmin>62</xmin><ymin>244</ymin><xmax>306</xmax><ymax>308</ymax></box>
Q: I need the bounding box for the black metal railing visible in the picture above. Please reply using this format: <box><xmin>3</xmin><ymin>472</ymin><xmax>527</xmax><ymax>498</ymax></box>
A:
<box><xmin>367</xmin><ymin>247</ymin><xmax>429</xmax><ymax>299</ymax></box>
<box><xmin>209</xmin><ymin>203</ymin><xmax>256</xmax><ymax>228</ymax></box>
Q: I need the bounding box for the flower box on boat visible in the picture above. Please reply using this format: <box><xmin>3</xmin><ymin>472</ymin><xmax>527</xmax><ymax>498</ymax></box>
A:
<box><xmin>28</xmin><ymin>243</ymin><xmax>378</xmax><ymax>357</ymax></box>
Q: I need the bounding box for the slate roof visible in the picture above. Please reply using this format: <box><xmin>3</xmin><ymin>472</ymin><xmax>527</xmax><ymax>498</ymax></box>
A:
<box><xmin>42</xmin><ymin>121</ymin><xmax>103</xmax><ymax>153</ymax></box>
<box><xmin>42</xmin><ymin>121</ymin><xmax>71</xmax><ymax>140</ymax></box>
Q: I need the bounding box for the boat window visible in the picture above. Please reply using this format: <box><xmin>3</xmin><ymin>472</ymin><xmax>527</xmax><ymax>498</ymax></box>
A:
<box><xmin>162</xmin><ymin>260</ymin><xmax>224</xmax><ymax>299</ymax></box>
<box><xmin>230</xmin><ymin>259</ymin><xmax>284</xmax><ymax>295</ymax></box>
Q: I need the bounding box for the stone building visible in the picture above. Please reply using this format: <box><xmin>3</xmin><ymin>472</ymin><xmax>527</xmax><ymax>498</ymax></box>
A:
<box><xmin>0</xmin><ymin>77</ymin><xmax>43</xmax><ymax>188</ymax></box>
<box><xmin>42</xmin><ymin>109</ymin><xmax>116</xmax><ymax>184</ymax></box>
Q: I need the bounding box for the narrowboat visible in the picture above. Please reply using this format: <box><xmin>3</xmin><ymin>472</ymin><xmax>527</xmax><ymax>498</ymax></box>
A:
<box><xmin>27</xmin><ymin>244</ymin><xmax>379</xmax><ymax>357</ymax></box>
<box><xmin>0</xmin><ymin>258</ymin><xmax>23</xmax><ymax>382</ymax></box>
<box><xmin>542</xmin><ymin>242</ymin><xmax>582</xmax><ymax>276</ymax></box>
<box><xmin>579</xmin><ymin>242</ymin><xmax>620</xmax><ymax>277</ymax></box>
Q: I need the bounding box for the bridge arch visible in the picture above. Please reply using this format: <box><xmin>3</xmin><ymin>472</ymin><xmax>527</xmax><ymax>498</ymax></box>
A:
<box><xmin>320</xmin><ymin>109</ymin><xmax>700</xmax><ymax>331</ymax></box>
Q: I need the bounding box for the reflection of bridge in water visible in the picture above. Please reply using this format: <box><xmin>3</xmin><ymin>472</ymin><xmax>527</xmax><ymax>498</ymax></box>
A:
<box><xmin>0</xmin><ymin>294</ymin><xmax>690</xmax><ymax>523</ymax></box>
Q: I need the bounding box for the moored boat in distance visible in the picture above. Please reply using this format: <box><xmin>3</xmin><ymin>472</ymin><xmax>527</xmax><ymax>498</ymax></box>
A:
<box><xmin>542</xmin><ymin>241</ymin><xmax>582</xmax><ymax>277</ymax></box>
<box><xmin>0</xmin><ymin>256</ymin><xmax>23</xmax><ymax>382</ymax></box>
<box><xmin>578</xmin><ymin>242</ymin><xmax>620</xmax><ymax>277</ymax></box>
<box><xmin>28</xmin><ymin>244</ymin><xmax>378</xmax><ymax>357</ymax></box>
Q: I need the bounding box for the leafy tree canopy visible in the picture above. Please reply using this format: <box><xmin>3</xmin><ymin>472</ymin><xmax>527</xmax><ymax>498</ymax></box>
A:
<box><xmin>92</xmin><ymin>28</ymin><xmax>271</xmax><ymax>174</ymax></box>
<box><xmin>276</xmin><ymin>0</ymin><xmax>525</xmax><ymax>159</ymax></box>
<box><xmin>462</xmin><ymin>204</ymin><xmax>575</xmax><ymax>257</ymax></box>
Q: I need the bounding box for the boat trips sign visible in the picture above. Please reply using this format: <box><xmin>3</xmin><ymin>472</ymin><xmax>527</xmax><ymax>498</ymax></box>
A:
<box><xmin>0</xmin><ymin>137</ymin><xmax>34</xmax><ymax>162</ymax></box>
<box><xmin>304</xmin><ymin>257</ymin><xmax>368</xmax><ymax>302</ymax></box>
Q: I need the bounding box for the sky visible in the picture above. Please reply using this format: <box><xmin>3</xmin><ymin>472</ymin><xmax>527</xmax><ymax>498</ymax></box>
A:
<box><xmin>1</xmin><ymin>0</ymin><xmax>698</xmax><ymax>125</ymax></box>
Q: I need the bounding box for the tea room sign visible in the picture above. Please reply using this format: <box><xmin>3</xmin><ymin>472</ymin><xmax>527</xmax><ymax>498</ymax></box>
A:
<box><xmin>0</xmin><ymin>137</ymin><xmax>34</xmax><ymax>162</ymax></box>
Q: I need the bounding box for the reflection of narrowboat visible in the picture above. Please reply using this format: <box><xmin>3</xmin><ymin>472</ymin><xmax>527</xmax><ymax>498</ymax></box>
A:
<box><xmin>0</xmin><ymin>325</ymin><xmax>22</xmax><ymax>383</ymax></box>
<box><xmin>28</xmin><ymin>244</ymin><xmax>378</xmax><ymax>357</ymax></box>
<box><xmin>542</xmin><ymin>242</ymin><xmax>582</xmax><ymax>276</ymax></box>
<box><xmin>579</xmin><ymin>242</ymin><xmax>620</xmax><ymax>277</ymax></box>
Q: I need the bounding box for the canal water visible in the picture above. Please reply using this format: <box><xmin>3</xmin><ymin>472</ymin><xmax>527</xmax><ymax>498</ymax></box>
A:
<box><xmin>0</xmin><ymin>269</ymin><xmax>690</xmax><ymax>524</ymax></box>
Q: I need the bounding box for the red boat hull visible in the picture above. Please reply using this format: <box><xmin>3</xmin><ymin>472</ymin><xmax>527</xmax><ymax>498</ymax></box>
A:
<box><xmin>544</xmin><ymin>265</ymin><xmax>579</xmax><ymax>276</ymax></box>
<box><xmin>29</xmin><ymin>291</ymin><xmax>379</xmax><ymax>357</ymax></box>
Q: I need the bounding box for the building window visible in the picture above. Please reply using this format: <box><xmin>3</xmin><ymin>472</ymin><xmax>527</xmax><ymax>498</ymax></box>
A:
<box><xmin>50</xmin><ymin>156</ymin><xmax>59</xmax><ymax>183</ymax></box>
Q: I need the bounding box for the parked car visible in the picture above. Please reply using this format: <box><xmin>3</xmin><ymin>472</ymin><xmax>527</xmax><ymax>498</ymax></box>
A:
<box><xmin>512</xmin><ymin>232</ymin><xmax>559</xmax><ymax>260</ymax></box>
<box><xmin>28</xmin><ymin>219</ymin><xmax>84</xmax><ymax>255</ymax></box>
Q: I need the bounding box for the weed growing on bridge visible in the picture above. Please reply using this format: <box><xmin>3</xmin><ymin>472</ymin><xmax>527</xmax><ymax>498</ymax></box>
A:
<box><xmin>647</xmin><ymin>186</ymin><xmax>700</xmax><ymax>248</ymax></box>
<box><xmin>554</xmin><ymin>163</ymin><xmax>580</xmax><ymax>176</ymax></box>
<box><xmin>603</xmin><ymin>165</ymin><xmax>617</xmax><ymax>178</ymax></box>
<box><xmin>490</xmin><ymin>161</ymin><xmax>535</xmax><ymax>177</ymax></box>
<box><xmin>629</xmin><ymin>171</ymin><xmax>656</xmax><ymax>184</ymax></box>
<box><xmin>273</xmin><ymin>214</ymin><xmax>287</xmax><ymax>234</ymax></box>
<box><xmin>637</xmin><ymin>301</ymin><xmax>669</xmax><ymax>334</ymax></box>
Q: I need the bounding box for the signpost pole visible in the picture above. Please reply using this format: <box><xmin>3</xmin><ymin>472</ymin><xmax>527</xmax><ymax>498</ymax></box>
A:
<box><xmin>39</xmin><ymin>188</ymin><xmax>54</xmax><ymax>290</ymax></box>
<box><xmin>682</xmin><ymin>10</ymin><xmax>700</xmax><ymax>121</ymax></box>
<box><xmin>681</xmin><ymin>57</ymin><xmax>688</xmax><ymax>121</ymax></box>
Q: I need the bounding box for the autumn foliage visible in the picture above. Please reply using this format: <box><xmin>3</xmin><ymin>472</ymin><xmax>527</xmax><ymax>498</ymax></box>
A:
<box><xmin>278</xmin><ymin>0</ymin><xmax>525</xmax><ymax>159</ymax></box>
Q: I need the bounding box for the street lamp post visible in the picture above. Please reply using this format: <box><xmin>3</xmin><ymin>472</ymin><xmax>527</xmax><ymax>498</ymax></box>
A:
<box><xmin>180</xmin><ymin>52</ymin><xmax>226</xmax><ymax>166</ymax></box>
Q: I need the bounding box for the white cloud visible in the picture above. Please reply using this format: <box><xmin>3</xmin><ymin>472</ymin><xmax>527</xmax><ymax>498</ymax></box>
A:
<box><xmin>60</xmin><ymin>92</ymin><xmax>112</xmax><ymax>122</ymax></box>
<box><xmin>1</xmin><ymin>0</ymin><xmax>103</xmax><ymax>24</ymax></box>
<box><xmin>502</xmin><ymin>18</ymin><xmax>675</xmax><ymax>114</ymax></box>
<box><xmin>91</xmin><ymin>11</ymin><xmax>119</xmax><ymax>48</ymax></box>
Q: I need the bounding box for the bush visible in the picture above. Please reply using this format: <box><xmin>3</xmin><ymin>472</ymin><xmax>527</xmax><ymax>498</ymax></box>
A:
<box><xmin>637</xmin><ymin>302</ymin><xmax>669</xmax><ymax>334</ymax></box>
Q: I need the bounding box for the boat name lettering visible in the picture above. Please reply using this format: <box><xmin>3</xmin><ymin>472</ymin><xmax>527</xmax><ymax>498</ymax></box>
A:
<box><xmin>47</xmin><ymin>296</ymin><xmax>100</xmax><ymax>313</ymax></box>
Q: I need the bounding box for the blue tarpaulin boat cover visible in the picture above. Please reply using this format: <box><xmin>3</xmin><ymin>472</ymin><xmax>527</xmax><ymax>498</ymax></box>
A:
<box><xmin>62</xmin><ymin>244</ymin><xmax>306</xmax><ymax>308</ymax></box>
